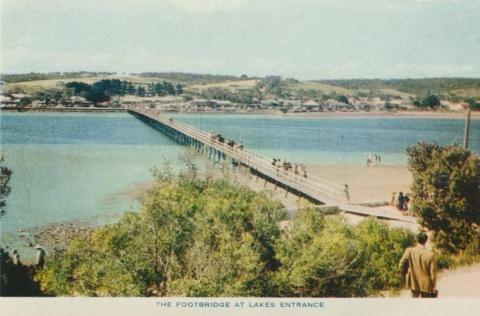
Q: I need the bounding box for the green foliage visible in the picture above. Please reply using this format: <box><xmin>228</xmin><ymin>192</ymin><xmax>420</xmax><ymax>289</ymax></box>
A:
<box><xmin>1</xmin><ymin>72</ymin><xmax>115</xmax><ymax>83</ymax></box>
<box><xmin>336</xmin><ymin>95</ymin><xmax>349</xmax><ymax>104</ymax></box>
<box><xmin>133</xmin><ymin>72</ymin><xmax>241</xmax><ymax>83</ymax></box>
<box><xmin>318</xmin><ymin>78</ymin><xmax>480</xmax><ymax>101</ymax></box>
<box><xmin>0</xmin><ymin>155</ymin><xmax>12</xmax><ymax>217</ymax></box>
<box><xmin>274</xmin><ymin>209</ymin><xmax>415</xmax><ymax>297</ymax></box>
<box><xmin>200</xmin><ymin>87</ymin><xmax>260</xmax><ymax>105</ymax></box>
<box><xmin>259</xmin><ymin>76</ymin><xmax>285</xmax><ymax>97</ymax></box>
<box><xmin>63</xmin><ymin>79</ymin><xmax>183</xmax><ymax>103</ymax></box>
<box><xmin>422</xmin><ymin>94</ymin><xmax>441</xmax><ymax>108</ymax></box>
<box><xmin>37</xmin><ymin>166</ymin><xmax>418</xmax><ymax>297</ymax></box>
<box><xmin>37</xmin><ymin>171</ymin><xmax>287</xmax><ymax>296</ymax></box>
<box><xmin>407</xmin><ymin>142</ymin><xmax>480</xmax><ymax>253</ymax></box>
<box><xmin>466</xmin><ymin>98</ymin><xmax>480</xmax><ymax>111</ymax></box>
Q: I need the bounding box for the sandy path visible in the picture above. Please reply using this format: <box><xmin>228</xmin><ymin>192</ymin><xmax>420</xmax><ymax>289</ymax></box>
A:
<box><xmin>436</xmin><ymin>263</ymin><xmax>480</xmax><ymax>297</ymax></box>
<box><xmin>397</xmin><ymin>263</ymin><xmax>480</xmax><ymax>298</ymax></box>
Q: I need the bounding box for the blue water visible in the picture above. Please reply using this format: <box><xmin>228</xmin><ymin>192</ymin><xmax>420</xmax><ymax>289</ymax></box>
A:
<box><xmin>0</xmin><ymin>112</ymin><xmax>478</xmax><ymax>253</ymax></box>
<box><xmin>170</xmin><ymin>113</ymin><xmax>480</xmax><ymax>165</ymax></box>
<box><xmin>0</xmin><ymin>112</ymin><xmax>186</xmax><ymax>236</ymax></box>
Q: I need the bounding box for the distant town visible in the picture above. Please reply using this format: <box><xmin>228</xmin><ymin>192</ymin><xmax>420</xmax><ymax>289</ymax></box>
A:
<box><xmin>1</xmin><ymin>72</ymin><xmax>479</xmax><ymax>113</ymax></box>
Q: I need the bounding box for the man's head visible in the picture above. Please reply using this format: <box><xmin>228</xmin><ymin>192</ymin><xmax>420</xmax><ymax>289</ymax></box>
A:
<box><xmin>416</xmin><ymin>232</ymin><xmax>428</xmax><ymax>245</ymax></box>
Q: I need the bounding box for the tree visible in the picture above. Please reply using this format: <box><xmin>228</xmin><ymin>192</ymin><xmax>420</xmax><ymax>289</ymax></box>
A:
<box><xmin>136</xmin><ymin>86</ymin><xmax>146</xmax><ymax>97</ymax></box>
<box><xmin>65</xmin><ymin>82</ymin><xmax>91</xmax><ymax>95</ymax></box>
<box><xmin>175</xmin><ymin>84</ymin><xmax>184</xmax><ymax>95</ymax></box>
<box><xmin>336</xmin><ymin>95</ymin><xmax>349</xmax><ymax>104</ymax></box>
<box><xmin>0</xmin><ymin>155</ymin><xmax>12</xmax><ymax>217</ymax></box>
<box><xmin>423</xmin><ymin>94</ymin><xmax>441</xmax><ymax>108</ymax></box>
<box><xmin>414</xmin><ymin>94</ymin><xmax>441</xmax><ymax>108</ymax></box>
<box><xmin>407</xmin><ymin>142</ymin><xmax>480</xmax><ymax>253</ymax></box>
<box><xmin>163</xmin><ymin>81</ymin><xmax>175</xmax><ymax>95</ymax></box>
<box><xmin>260</xmin><ymin>76</ymin><xmax>284</xmax><ymax>96</ymax></box>
<box><xmin>466</xmin><ymin>98</ymin><xmax>480</xmax><ymax>111</ymax></box>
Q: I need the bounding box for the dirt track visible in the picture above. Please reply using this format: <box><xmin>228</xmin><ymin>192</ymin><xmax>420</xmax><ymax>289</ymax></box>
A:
<box><xmin>398</xmin><ymin>263</ymin><xmax>480</xmax><ymax>298</ymax></box>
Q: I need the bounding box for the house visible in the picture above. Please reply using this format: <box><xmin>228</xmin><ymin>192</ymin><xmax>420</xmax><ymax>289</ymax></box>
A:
<box><xmin>303</xmin><ymin>100</ymin><xmax>319</xmax><ymax>107</ymax></box>
<box><xmin>440</xmin><ymin>100</ymin><xmax>465</xmax><ymax>111</ymax></box>
<box><xmin>11</xmin><ymin>93</ymin><xmax>31</xmax><ymax>100</ymax></box>
<box><xmin>260</xmin><ymin>99</ymin><xmax>278</xmax><ymax>107</ymax></box>
<box><xmin>68</xmin><ymin>96</ymin><xmax>92</xmax><ymax>107</ymax></box>
<box><xmin>0</xmin><ymin>95</ymin><xmax>15</xmax><ymax>107</ymax></box>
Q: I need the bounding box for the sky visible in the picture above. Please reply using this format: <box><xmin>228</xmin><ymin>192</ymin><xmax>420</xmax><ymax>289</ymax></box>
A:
<box><xmin>1</xmin><ymin>0</ymin><xmax>479</xmax><ymax>79</ymax></box>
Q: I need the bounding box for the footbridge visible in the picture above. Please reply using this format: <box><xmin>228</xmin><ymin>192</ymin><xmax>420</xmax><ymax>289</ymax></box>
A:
<box><xmin>129</xmin><ymin>109</ymin><xmax>417</xmax><ymax>224</ymax></box>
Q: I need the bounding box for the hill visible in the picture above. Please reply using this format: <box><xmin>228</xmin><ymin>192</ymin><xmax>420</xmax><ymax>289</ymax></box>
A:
<box><xmin>317</xmin><ymin>78</ymin><xmax>480</xmax><ymax>101</ymax></box>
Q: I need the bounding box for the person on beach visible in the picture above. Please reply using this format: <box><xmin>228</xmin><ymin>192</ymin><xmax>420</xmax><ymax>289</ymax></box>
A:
<box><xmin>404</xmin><ymin>194</ymin><xmax>411</xmax><ymax>211</ymax></box>
<box><xmin>366</xmin><ymin>154</ymin><xmax>372</xmax><ymax>166</ymax></box>
<box><xmin>396</xmin><ymin>192</ymin><xmax>405</xmax><ymax>211</ymax></box>
<box><xmin>399</xmin><ymin>232</ymin><xmax>437</xmax><ymax>298</ymax></box>
<box><xmin>301</xmin><ymin>164</ymin><xmax>307</xmax><ymax>178</ymax></box>
<box><xmin>35</xmin><ymin>245</ymin><xmax>46</xmax><ymax>269</ymax></box>
<box><xmin>390</xmin><ymin>192</ymin><xmax>396</xmax><ymax>207</ymax></box>
<box><xmin>344</xmin><ymin>184</ymin><xmax>350</xmax><ymax>203</ymax></box>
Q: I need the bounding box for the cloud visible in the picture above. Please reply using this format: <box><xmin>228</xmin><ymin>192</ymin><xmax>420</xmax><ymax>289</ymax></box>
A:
<box><xmin>318</xmin><ymin>62</ymin><xmax>480</xmax><ymax>79</ymax></box>
<box><xmin>404</xmin><ymin>0</ymin><xmax>477</xmax><ymax>3</ymax></box>
<box><xmin>167</xmin><ymin>0</ymin><xmax>251</xmax><ymax>12</ymax></box>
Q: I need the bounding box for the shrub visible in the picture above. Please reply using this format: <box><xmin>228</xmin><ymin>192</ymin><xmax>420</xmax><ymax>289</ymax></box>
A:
<box><xmin>407</xmin><ymin>142</ymin><xmax>480</xmax><ymax>253</ymax></box>
<box><xmin>37</xmin><ymin>175</ymin><xmax>287</xmax><ymax>296</ymax></box>
<box><xmin>273</xmin><ymin>209</ymin><xmax>415</xmax><ymax>297</ymax></box>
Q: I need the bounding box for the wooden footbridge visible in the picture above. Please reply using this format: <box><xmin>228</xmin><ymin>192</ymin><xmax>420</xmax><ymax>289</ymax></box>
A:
<box><xmin>130</xmin><ymin>109</ymin><xmax>416</xmax><ymax>223</ymax></box>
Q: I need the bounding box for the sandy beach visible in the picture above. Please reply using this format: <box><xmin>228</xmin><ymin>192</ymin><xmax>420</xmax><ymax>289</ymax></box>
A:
<box><xmin>306</xmin><ymin>164</ymin><xmax>413</xmax><ymax>204</ymax></box>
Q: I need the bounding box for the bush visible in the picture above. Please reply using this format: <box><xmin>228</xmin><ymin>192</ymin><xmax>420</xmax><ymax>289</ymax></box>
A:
<box><xmin>36</xmin><ymin>172</ymin><xmax>417</xmax><ymax>297</ymax></box>
<box><xmin>273</xmin><ymin>209</ymin><xmax>415</xmax><ymax>297</ymax></box>
<box><xmin>37</xmin><ymin>175</ymin><xmax>287</xmax><ymax>296</ymax></box>
<box><xmin>407</xmin><ymin>142</ymin><xmax>480</xmax><ymax>253</ymax></box>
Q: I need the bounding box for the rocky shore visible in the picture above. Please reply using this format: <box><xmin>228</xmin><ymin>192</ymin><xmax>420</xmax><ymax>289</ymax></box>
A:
<box><xmin>17</xmin><ymin>221</ymin><xmax>97</xmax><ymax>251</ymax></box>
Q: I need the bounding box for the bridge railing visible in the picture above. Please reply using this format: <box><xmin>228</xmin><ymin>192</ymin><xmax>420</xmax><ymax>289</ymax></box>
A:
<box><xmin>134</xmin><ymin>109</ymin><xmax>348</xmax><ymax>203</ymax></box>
<box><xmin>162</xmin><ymin>116</ymin><xmax>346</xmax><ymax>201</ymax></box>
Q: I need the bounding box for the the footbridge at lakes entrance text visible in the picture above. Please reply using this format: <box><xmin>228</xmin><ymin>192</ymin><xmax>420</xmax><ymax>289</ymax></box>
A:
<box><xmin>129</xmin><ymin>109</ymin><xmax>416</xmax><ymax>224</ymax></box>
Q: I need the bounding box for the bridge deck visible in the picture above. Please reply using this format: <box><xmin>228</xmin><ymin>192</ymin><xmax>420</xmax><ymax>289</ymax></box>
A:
<box><xmin>130</xmin><ymin>109</ymin><xmax>417</xmax><ymax>224</ymax></box>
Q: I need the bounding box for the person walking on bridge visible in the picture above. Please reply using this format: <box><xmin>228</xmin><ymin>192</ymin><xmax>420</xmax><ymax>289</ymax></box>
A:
<box><xmin>399</xmin><ymin>232</ymin><xmax>437</xmax><ymax>298</ymax></box>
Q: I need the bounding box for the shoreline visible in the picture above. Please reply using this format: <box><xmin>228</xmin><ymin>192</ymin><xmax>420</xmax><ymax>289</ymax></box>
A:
<box><xmin>1</xmin><ymin>106</ymin><xmax>127</xmax><ymax>113</ymax></box>
<box><xmin>4</xmin><ymin>162</ymin><xmax>415</xmax><ymax>262</ymax></box>
<box><xmin>2</xmin><ymin>107</ymin><xmax>479</xmax><ymax>119</ymax></box>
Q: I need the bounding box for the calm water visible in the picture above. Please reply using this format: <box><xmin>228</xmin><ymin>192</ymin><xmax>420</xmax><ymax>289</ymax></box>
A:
<box><xmin>171</xmin><ymin>113</ymin><xmax>480</xmax><ymax>164</ymax></box>
<box><xmin>0</xmin><ymin>112</ymin><xmax>479</xmax><ymax>252</ymax></box>
<box><xmin>0</xmin><ymin>112</ymin><xmax>187</xmax><ymax>256</ymax></box>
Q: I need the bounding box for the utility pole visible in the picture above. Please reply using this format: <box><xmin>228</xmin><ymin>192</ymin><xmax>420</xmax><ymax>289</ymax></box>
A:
<box><xmin>464</xmin><ymin>109</ymin><xmax>471</xmax><ymax>150</ymax></box>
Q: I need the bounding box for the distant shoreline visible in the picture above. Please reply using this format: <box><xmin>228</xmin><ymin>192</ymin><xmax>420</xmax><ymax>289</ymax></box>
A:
<box><xmin>1</xmin><ymin>107</ymin><xmax>127</xmax><ymax>113</ymax></box>
<box><xmin>2</xmin><ymin>107</ymin><xmax>479</xmax><ymax>120</ymax></box>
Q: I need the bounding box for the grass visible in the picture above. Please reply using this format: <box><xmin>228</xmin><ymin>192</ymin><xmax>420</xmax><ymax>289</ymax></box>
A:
<box><xmin>3</xmin><ymin>75</ymin><xmax>177</xmax><ymax>94</ymax></box>
<box><xmin>188</xmin><ymin>79</ymin><xmax>258</xmax><ymax>91</ymax></box>
<box><xmin>4</xmin><ymin>76</ymin><xmax>421</xmax><ymax>100</ymax></box>
<box><xmin>289</xmin><ymin>81</ymin><xmax>355</xmax><ymax>95</ymax></box>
